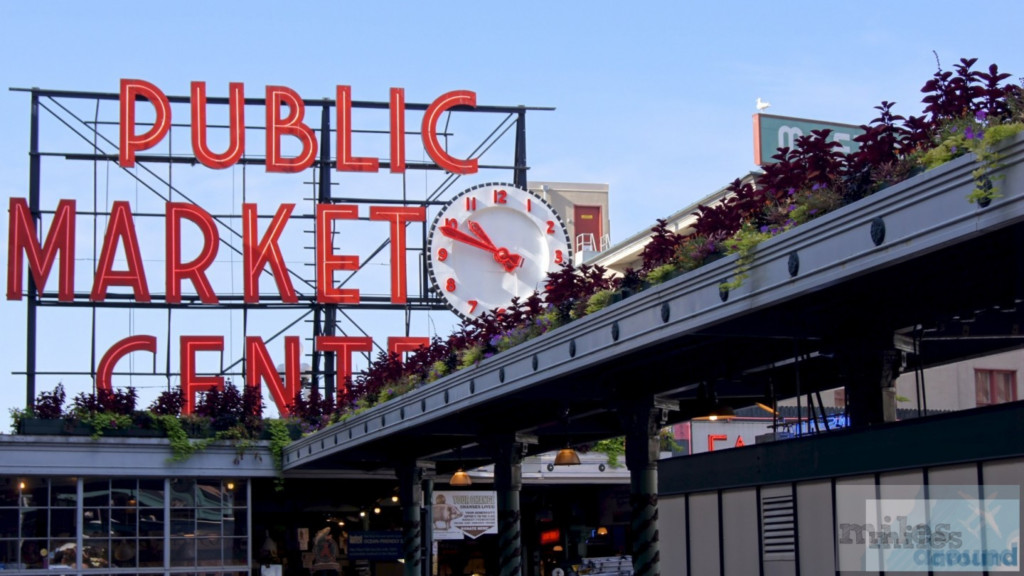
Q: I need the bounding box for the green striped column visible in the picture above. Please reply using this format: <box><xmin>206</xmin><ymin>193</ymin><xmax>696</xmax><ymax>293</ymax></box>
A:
<box><xmin>629</xmin><ymin>466</ymin><xmax>660</xmax><ymax>576</ymax></box>
<box><xmin>398</xmin><ymin>462</ymin><xmax>429</xmax><ymax>576</ymax></box>
<box><xmin>491</xmin><ymin>434</ymin><xmax>535</xmax><ymax>576</ymax></box>
<box><xmin>621</xmin><ymin>396</ymin><xmax>677</xmax><ymax>576</ymax></box>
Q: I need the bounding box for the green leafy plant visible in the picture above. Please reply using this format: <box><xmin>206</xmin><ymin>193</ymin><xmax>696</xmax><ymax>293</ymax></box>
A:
<box><xmin>659</xmin><ymin>427</ymin><xmax>683</xmax><ymax>453</ymax></box>
<box><xmin>966</xmin><ymin>120</ymin><xmax>1024</xmax><ymax>204</ymax></box>
<box><xmin>266</xmin><ymin>418</ymin><xmax>293</xmax><ymax>491</ymax></box>
<box><xmin>590</xmin><ymin>436</ymin><xmax>626</xmax><ymax>468</ymax></box>
<box><xmin>457</xmin><ymin>344</ymin><xmax>485</xmax><ymax>370</ymax></box>
<box><xmin>645</xmin><ymin>263</ymin><xmax>680</xmax><ymax>286</ymax></box>
<box><xmin>720</xmin><ymin>222</ymin><xmax>774</xmax><ymax>291</ymax></box>
<box><xmin>77</xmin><ymin>411</ymin><xmax>134</xmax><ymax>440</ymax></box>
<box><xmin>584</xmin><ymin>289</ymin><xmax>614</xmax><ymax>315</ymax></box>
<box><xmin>155</xmin><ymin>414</ymin><xmax>206</xmax><ymax>461</ymax></box>
<box><xmin>8</xmin><ymin>407</ymin><xmax>33</xmax><ymax>434</ymax></box>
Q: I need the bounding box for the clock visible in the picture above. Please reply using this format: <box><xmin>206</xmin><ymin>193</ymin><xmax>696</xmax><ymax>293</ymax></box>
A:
<box><xmin>427</xmin><ymin>182</ymin><xmax>572</xmax><ymax>319</ymax></box>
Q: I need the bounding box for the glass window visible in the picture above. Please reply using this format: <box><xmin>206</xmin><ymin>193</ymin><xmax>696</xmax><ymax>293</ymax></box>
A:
<box><xmin>976</xmin><ymin>369</ymin><xmax>1018</xmax><ymax>406</ymax></box>
<box><xmin>49</xmin><ymin>477</ymin><xmax>76</xmax><ymax>507</ymax></box>
<box><xmin>0</xmin><ymin>476</ymin><xmax>246</xmax><ymax>573</ymax></box>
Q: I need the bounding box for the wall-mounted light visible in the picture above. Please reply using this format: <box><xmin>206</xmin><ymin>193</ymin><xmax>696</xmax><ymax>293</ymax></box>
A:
<box><xmin>226</xmin><ymin>481</ymin><xmax>235</xmax><ymax>491</ymax></box>
<box><xmin>359</xmin><ymin>511</ymin><xmax>366</xmax><ymax>518</ymax></box>
<box><xmin>373</xmin><ymin>507</ymin><xmax>381</xmax><ymax>515</ymax></box>
<box><xmin>596</xmin><ymin>526</ymin><xmax>609</xmax><ymax>536</ymax></box>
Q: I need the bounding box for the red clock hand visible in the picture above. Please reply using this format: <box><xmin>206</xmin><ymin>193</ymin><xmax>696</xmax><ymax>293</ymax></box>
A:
<box><xmin>439</xmin><ymin>225</ymin><xmax>496</xmax><ymax>252</ymax></box>
<box><xmin>466</xmin><ymin>221</ymin><xmax>523</xmax><ymax>272</ymax></box>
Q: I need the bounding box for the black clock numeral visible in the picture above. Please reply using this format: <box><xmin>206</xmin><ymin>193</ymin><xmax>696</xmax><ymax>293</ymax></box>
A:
<box><xmin>446</xmin><ymin>278</ymin><xmax>456</xmax><ymax>292</ymax></box>
<box><xmin>494</xmin><ymin>189</ymin><xmax>507</xmax><ymax>204</ymax></box>
<box><xmin>438</xmin><ymin>247</ymin><xmax>448</xmax><ymax>262</ymax></box>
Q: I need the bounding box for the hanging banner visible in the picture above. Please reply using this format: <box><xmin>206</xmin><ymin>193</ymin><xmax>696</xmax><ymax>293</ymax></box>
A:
<box><xmin>432</xmin><ymin>491</ymin><xmax>498</xmax><ymax>540</ymax></box>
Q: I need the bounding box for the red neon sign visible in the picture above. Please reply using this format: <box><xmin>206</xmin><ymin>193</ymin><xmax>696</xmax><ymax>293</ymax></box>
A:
<box><xmin>8</xmin><ymin>79</ymin><xmax>490</xmax><ymax>417</ymax></box>
<box><xmin>117</xmin><ymin>80</ymin><xmax>479</xmax><ymax>174</ymax></box>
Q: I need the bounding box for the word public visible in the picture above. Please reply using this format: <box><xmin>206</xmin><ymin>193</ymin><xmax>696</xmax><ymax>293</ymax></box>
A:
<box><xmin>6</xmin><ymin>80</ymin><xmax>486</xmax><ymax>414</ymax></box>
<box><xmin>120</xmin><ymin>79</ymin><xmax>479</xmax><ymax>174</ymax></box>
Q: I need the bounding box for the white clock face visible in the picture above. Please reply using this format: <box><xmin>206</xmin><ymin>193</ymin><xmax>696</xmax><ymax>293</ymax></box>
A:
<box><xmin>427</xmin><ymin>183</ymin><xmax>572</xmax><ymax>319</ymax></box>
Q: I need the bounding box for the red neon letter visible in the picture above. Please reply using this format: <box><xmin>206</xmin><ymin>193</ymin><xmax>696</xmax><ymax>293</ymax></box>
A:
<box><xmin>180</xmin><ymin>335</ymin><xmax>224</xmax><ymax>415</ymax></box>
<box><xmin>316</xmin><ymin>336</ymin><xmax>373</xmax><ymax>403</ymax></box>
<box><xmin>421</xmin><ymin>90</ymin><xmax>478</xmax><ymax>174</ymax></box>
<box><xmin>734</xmin><ymin>436</ymin><xmax>746</xmax><ymax>448</ymax></box>
<box><xmin>390</xmin><ymin>88</ymin><xmax>406</xmax><ymax>173</ymax></box>
<box><xmin>387</xmin><ymin>336</ymin><xmax>429</xmax><ymax>360</ymax></box>
<box><xmin>191</xmin><ymin>81</ymin><xmax>245</xmax><ymax>169</ymax></box>
<box><xmin>91</xmin><ymin>201</ymin><xmax>150</xmax><ymax>302</ymax></box>
<box><xmin>246</xmin><ymin>335</ymin><xmax>301</xmax><ymax>417</ymax></box>
<box><xmin>265</xmin><ymin>86</ymin><xmax>316</xmax><ymax>173</ymax></box>
<box><xmin>369</xmin><ymin>206</ymin><xmax>425</xmax><ymax>304</ymax></box>
<box><xmin>243</xmin><ymin>203</ymin><xmax>297</xmax><ymax>303</ymax></box>
<box><xmin>7</xmin><ymin>198</ymin><xmax>76</xmax><ymax>301</ymax></box>
<box><xmin>335</xmin><ymin>85</ymin><xmax>379</xmax><ymax>172</ymax></box>
<box><xmin>166</xmin><ymin>203</ymin><xmax>219</xmax><ymax>304</ymax></box>
<box><xmin>119</xmin><ymin>79</ymin><xmax>171</xmax><ymax>167</ymax></box>
<box><xmin>707</xmin><ymin>434</ymin><xmax>728</xmax><ymax>452</ymax></box>
<box><xmin>96</xmin><ymin>335</ymin><xmax>156</xmax><ymax>395</ymax></box>
<box><xmin>316</xmin><ymin>204</ymin><xmax>360</xmax><ymax>304</ymax></box>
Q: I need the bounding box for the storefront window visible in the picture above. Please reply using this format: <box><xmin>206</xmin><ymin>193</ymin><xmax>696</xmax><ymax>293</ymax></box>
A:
<box><xmin>0</xmin><ymin>477</ymin><xmax>77</xmax><ymax>570</ymax></box>
<box><xmin>0</xmin><ymin>476</ymin><xmax>247</xmax><ymax>573</ymax></box>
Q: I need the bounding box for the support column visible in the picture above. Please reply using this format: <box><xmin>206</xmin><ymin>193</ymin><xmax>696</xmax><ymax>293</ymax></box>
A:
<box><xmin>835</xmin><ymin>335</ymin><xmax>901</xmax><ymax>427</ymax></box>
<box><xmin>513</xmin><ymin>110</ymin><xmax>527</xmax><ymax>189</ymax></box>
<box><xmin>398</xmin><ymin>461</ymin><xmax>435</xmax><ymax>576</ymax></box>
<box><xmin>489</xmin><ymin>434</ymin><xmax>536</xmax><ymax>576</ymax></box>
<box><xmin>619</xmin><ymin>395</ymin><xmax>677</xmax><ymax>576</ymax></box>
<box><xmin>316</xmin><ymin>104</ymin><xmax>337</xmax><ymax>402</ymax></box>
<box><xmin>421</xmin><ymin>477</ymin><xmax>434</xmax><ymax>576</ymax></box>
<box><xmin>25</xmin><ymin>90</ymin><xmax>41</xmax><ymax>407</ymax></box>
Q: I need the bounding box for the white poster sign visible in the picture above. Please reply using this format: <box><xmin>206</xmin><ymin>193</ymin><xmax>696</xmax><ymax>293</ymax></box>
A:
<box><xmin>432</xmin><ymin>490</ymin><xmax>498</xmax><ymax>540</ymax></box>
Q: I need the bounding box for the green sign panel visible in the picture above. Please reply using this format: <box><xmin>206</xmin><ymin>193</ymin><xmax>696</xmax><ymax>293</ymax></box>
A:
<box><xmin>753</xmin><ymin>113</ymin><xmax>865</xmax><ymax>165</ymax></box>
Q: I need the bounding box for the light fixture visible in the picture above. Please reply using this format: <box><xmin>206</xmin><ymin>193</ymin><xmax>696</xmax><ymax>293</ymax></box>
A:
<box><xmin>391</xmin><ymin>495</ymin><xmax>399</xmax><ymax>503</ymax></box>
<box><xmin>374</xmin><ymin>506</ymin><xmax>382</xmax><ymax>515</ymax></box>
<box><xmin>359</xmin><ymin>510</ymin><xmax>366</xmax><ymax>518</ymax></box>
<box><xmin>338</xmin><ymin>520</ymin><xmax>345</xmax><ymax>527</ymax></box>
<box><xmin>450</xmin><ymin>446</ymin><xmax>473</xmax><ymax>486</ymax></box>
<box><xmin>226</xmin><ymin>481</ymin><xmax>235</xmax><ymax>491</ymax></box>
<box><xmin>596</xmin><ymin>526</ymin><xmax>609</xmax><ymax>536</ymax></box>
<box><xmin>19</xmin><ymin>481</ymin><xmax>26</xmax><ymax>491</ymax></box>
<box><xmin>699</xmin><ymin>381</ymin><xmax>734</xmax><ymax>421</ymax></box>
<box><xmin>450</xmin><ymin>468</ymin><xmax>473</xmax><ymax>487</ymax></box>
<box><xmin>706</xmin><ymin>405</ymin><xmax>735</xmax><ymax>421</ymax></box>
<box><xmin>553</xmin><ymin>447</ymin><xmax>581</xmax><ymax>466</ymax></box>
<box><xmin>553</xmin><ymin>407</ymin><xmax>581</xmax><ymax>466</ymax></box>
<box><xmin>552</xmin><ymin>545</ymin><xmax>564</xmax><ymax>552</ymax></box>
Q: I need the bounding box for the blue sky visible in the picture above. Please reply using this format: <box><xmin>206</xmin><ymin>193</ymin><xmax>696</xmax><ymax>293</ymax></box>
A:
<box><xmin>2</xmin><ymin>1</ymin><xmax>1024</xmax><ymax>429</ymax></box>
